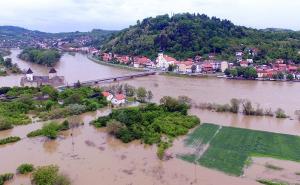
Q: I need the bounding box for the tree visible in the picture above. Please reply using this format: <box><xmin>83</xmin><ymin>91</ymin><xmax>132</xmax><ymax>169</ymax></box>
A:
<box><xmin>4</xmin><ymin>58</ymin><xmax>12</xmax><ymax>68</ymax></box>
<box><xmin>230</xmin><ymin>68</ymin><xmax>238</xmax><ymax>77</ymax></box>
<box><xmin>168</xmin><ymin>64</ymin><xmax>175</xmax><ymax>72</ymax></box>
<box><xmin>106</xmin><ymin>119</ymin><xmax>124</xmax><ymax>135</ymax></box>
<box><xmin>224</xmin><ymin>68</ymin><xmax>230</xmax><ymax>76</ymax></box>
<box><xmin>147</xmin><ymin>90</ymin><xmax>153</xmax><ymax>102</ymax></box>
<box><xmin>74</xmin><ymin>80</ymin><xmax>81</xmax><ymax>88</ymax></box>
<box><xmin>31</xmin><ymin>165</ymin><xmax>70</xmax><ymax>185</ymax></box>
<box><xmin>230</xmin><ymin>98</ymin><xmax>240</xmax><ymax>113</ymax></box>
<box><xmin>286</xmin><ymin>73</ymin><xmax>294</xmax><ymax>81</ymax></box>
<box><xmin>124</xmin><ymin>84</ymin><xmax>136</xmax><ymax>97</ymax></box>
<box><xmin>191</xmin><ymin>65</ymin><xmax>197</xmax><ymax>73</ymax></box>
<box><xmin>136</xmin><ymin>87</ymin><xmax>147</xmax><ymax>102</ymax></box>
<box><xmin>243</xmin><ymin>67</ymin><xmax>258</xmax><ymax>79</ymax></box>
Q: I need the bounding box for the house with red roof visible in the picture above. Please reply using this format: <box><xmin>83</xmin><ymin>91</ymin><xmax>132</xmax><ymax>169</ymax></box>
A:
<box><xmin>133</xmin><ymin>56</ymin><xmax>153</xmax><ymax>68</ymax></box>
<box><xmin>177</xmin><ymin>61</ymin><xmax>194</xmax><ymax>73</ymax></box>
<box><xmin>102</xmin><ymin>91</ymin><xmax>113</xmax><ymax>101</ymax></box>
<box><xmin>240</xmin><ymin>61</ymin><xmax>249</xmax><ymax>67</ymax></box>
<box><xmin>111</xmin><ymin>94</ymin><xmax>126</xmax><ymax>105</ymax></box>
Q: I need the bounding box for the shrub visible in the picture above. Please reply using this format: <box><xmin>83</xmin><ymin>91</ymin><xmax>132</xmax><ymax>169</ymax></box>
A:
<box><xmin>0</xmin><ymin>136</ymin><xmax>21</xmax><ymax>145</ymax></box>
<box><xmin>0</xmin><ymin>173</ymin><xmax>14</xmax><ymax>185</ymax></box>
<box><xmin>275</xmin><ymin>108</ymin><xmax>288</xmax><ymax>118</ymax></box>
<box><xmin>90</xmin><ymin>116</ymin><xmax>110</xmax><ymax>127</ymax></box>
<box><xmin>106</xmin><ymin>119</ymin><xmax>124</xmax><ymax>135</ymax></box>
<box><xmin>27</xmin><ymin>129</ymin><xmax>43</xmax><ymax>137</ymax></box>
<box><xmin>31</xmin><ymin>165</ymin><xmax>70</xmax><ymax>185</ymax></box>
<box><xmin>27</xmin><ymin>121</ymin><xmax>69</xmax><ymax>139</ymax></box>
<box><xmin>0</xmin><ymin>118</ymin><xmax>13</xmax><ymax>131</ymax></box>
<box><xmin>17</xmin><ymin>163</ymin><xmax>34</xmax><ymax>174</ymax></box>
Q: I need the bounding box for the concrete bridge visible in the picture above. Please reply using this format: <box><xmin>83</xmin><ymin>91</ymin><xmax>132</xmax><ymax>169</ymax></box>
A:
<box><xmin>57</xmin><ymin>71</ymin><xmax>156</xmax><ymax>90</ymax></box>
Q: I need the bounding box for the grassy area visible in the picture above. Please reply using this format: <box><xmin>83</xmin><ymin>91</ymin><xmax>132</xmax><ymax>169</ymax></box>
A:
<box><xmin>0</xmin><ymin>136</ymin><xmax>21</xmax><ymax>145</ymax></box>
<box><xmin>257</xmin><ymin>179</ymin><xmax>289</xmax><ymax>185</ymax></box>
<box><xmin>180</xmin><ymin>123</ymin><xmax>300</xmax><ymax>176</ymax></box>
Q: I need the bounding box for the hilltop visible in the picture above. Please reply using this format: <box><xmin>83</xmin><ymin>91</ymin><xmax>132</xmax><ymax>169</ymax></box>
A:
<box><xmin>0</xmin><ymin>26</ymin><xmax>116</xmax><ymax>48</ymax></box>
<box><xmin>101</xmin><ymin>13</ymin><xmax>300</xmax><ymax>63</ymax></box>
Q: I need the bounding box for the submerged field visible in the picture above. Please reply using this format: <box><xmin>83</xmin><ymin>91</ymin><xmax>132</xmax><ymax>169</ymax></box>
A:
<box><xmin>179</xmin><ymin>123</ymin><xmax>300</xmax><ymax>176</ymax></box>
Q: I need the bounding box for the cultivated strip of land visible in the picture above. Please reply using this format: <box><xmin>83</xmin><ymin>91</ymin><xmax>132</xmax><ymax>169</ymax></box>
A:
<box><xmin>179</xmin><ymin>123</ymin><xmax>300</xmax><ymax>176</ymax></box>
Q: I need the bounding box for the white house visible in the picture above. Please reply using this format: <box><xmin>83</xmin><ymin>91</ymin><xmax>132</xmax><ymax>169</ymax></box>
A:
<box><xmin>111</xmin><ymin>94</ymin><xmax>126</xmax><ymax>105</ymax></box>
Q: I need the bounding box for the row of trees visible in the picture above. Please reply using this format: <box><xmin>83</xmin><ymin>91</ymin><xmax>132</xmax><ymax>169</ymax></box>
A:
<box><xmin>196</xmin><ymin>98</ymin><xmax>288</xmax><ymax>118</ymax></box>
<box><xmin>0</xmin><ymin>57</ymin><xmax>21</xmax><ymax>74</ymax></box>
<box><xmin>224</xmin><ymin>67</ymin><xmax>258</xmax><ymax>79</ymax></box>
<box><xmin>18</xmin><ymin>48</ymin><xmax>61</xmax><ymax>66</ymax></box>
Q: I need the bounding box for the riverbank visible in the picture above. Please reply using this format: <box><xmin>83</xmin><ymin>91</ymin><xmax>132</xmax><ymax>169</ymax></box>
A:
<box><xmin>87</xmin><ymin>55</ymin><xmax>145</xmax><ymax>72</ymax></box>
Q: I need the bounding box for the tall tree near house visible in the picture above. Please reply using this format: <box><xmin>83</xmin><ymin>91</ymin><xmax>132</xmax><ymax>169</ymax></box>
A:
<box><xmin>147</xmin><ymin>90</ymin><xmax>153</xmax><ymax>102</ymax></box>
<box><xmin>136</xmin><ymin>87</ymin><xmax>147</xmax><ymax>102</ymax></box>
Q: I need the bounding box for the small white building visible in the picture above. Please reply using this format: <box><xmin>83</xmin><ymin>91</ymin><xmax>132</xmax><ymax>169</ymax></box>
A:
<box><xmin>111</xmin><ymin>94</ymin><xmax>126</xmax><ymax>105</ymax></box>
<box><xmin>221</xmin><ymin>61</ymin><xmax>229</xmax><ymax>72</ymax></box>
<box><xmin>156</xmin><ymin>52</ymin><xmax>177</xmax><ymax>69</ymax></box>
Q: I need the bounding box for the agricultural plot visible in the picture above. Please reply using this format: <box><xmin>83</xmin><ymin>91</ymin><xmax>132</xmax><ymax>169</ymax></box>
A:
<box><xmin>179</xmin><ymin>123</ymin><xmax>300</xmax><ymax>176</ymax></box>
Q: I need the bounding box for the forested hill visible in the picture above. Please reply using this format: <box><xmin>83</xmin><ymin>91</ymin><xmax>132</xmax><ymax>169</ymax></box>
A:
<box><xmin>101</xmin><ymin>13</ymin><xmax>300</xmax><ymax>63</ymax></box>
<box><xmin>0</xmin><ymin>26</ymin><xmax>116</xmax><ymax>48</ymax></box>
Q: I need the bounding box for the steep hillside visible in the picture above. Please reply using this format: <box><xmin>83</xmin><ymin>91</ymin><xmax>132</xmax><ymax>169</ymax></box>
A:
<box><xmin>102</xmin><ymin>13</ymin><xmax>300</xmax><ymax>63</ymax></box>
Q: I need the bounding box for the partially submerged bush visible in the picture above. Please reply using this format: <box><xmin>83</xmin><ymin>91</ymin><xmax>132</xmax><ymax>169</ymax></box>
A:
<box><xmin>0</xmin><ymin>173</ymin><xmax>14</xmax><ymax>185</ymax></box>
<box><xmin>27</xmin><ymin>121</ymin><xmax>70</xmax><ymax>139</ymax></box>
<box><xmin>106</xmin><ymin>119</ymin><xmax>124</xmax><ymax>135</ymax></box>
<box><xmin>0</xmin><ymin>136</ymin><xmax>21</xmax><ymax>145</ymax></box>
<box><xmin>17</xmin><ymin>163</ymin><xmax>34</xmax><ymax>174</ymax></box>
<box><xmin>31</xmin><ymin>165</ymin><xmax>71</xmax><ymax>185</ymax></box>
<box><xmin>275</xmin><ymin>108</ymin><xmax>288</xmax><ymax>118</ymax></box>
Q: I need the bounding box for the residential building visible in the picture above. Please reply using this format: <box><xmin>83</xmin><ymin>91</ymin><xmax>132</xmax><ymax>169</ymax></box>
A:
<box><xmin>102</xmin><ymin>91</ymin><xmax>113</xmax><ymax>101</ymax></box>
<box><xmin>111</xmin><ymin>94</ymin><xmax>126</xmax><ymax>105</ymax></box>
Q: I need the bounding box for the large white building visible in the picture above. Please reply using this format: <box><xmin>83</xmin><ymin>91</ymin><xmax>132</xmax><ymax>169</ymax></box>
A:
<box><xmin>156</xmin><ymin>52</ymin><xmax>178</xmax><ymax>69</ymax></box>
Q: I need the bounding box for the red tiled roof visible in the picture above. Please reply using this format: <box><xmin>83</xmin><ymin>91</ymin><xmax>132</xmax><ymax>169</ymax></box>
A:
<box><xmin>115</xmin><ymin>94</ymin><xmax>126</xmax><ymax>100</ymax></box>
<box><xmin>134</xmin><ymin>56</ymin><xmax>150</xmax><ymax>64</ymax></box>
<box><xmin>164</xmin><ymin>55</ymin><xmax>177</xmax><ymax>62</ymax></box>
<box><xmin>102</xmin><ymin>92</ymin><xmax>111</xmax><ymax>97</ymax></box>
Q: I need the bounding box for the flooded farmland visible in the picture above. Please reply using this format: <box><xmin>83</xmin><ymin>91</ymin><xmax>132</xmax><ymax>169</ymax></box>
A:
<box><xmin>1</xmin><ymin>50</ymin><xmax>300</xmax><ymax>184</ymax></box>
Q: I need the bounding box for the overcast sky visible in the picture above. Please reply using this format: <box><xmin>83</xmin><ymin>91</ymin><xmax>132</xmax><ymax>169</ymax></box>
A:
<box><xmin>0</xmin><ymin>0</ymin><xmax>299</xmax><ymax>32</ymax></box>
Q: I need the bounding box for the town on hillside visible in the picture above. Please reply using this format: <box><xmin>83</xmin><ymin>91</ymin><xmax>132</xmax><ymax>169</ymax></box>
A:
<box><xmin>96</xmin><ymin>49</ymin><xmax>300</xmax><ymax>81</ymax></box>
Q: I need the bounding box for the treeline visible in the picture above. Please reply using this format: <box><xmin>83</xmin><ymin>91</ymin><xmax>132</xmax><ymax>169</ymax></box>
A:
<box><xmin>102</xmin><ymin>13</ymin><xmax>300</xmax><ymax>63</ymax></box>
<box><xmin>224</xmin><ymin>67</ymin><xmax>258</xmax><ymax>79</ymax></box>
<box><xmin>18</xmin><ymin>48</ymin><xmax>61</xmax><ymax>66</ymax></box>
<box><xmin>195</xmin><ymin>98</ymin><xmax>288</xmax><ymax>118</ymax></box>
<box><xmin>0</xmin><ymin>57</ymin><xmax>21</xmax><ymax>75</ymax></box>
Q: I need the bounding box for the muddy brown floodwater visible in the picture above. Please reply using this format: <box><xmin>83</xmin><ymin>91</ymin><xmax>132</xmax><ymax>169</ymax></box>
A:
<box><xmin>0</xmin><ymin>49</ymin><xmax>135</xmax><ymax>87</ymax></box>
<box><xmin>0</xmin><ymin>109</ymin><xmax>259</xmax><ymax>185</ymax></box>
<box><xmin>0</xmin><ymin>49</ymin><xmax>300</xmax><ymax>185</ymax></box>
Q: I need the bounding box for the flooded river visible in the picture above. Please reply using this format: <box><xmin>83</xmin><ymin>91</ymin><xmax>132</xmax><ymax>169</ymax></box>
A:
<box><xmin>1</xmin><ymin>49</ymin><xmax>300</xmax><ymax>184</ymax></box>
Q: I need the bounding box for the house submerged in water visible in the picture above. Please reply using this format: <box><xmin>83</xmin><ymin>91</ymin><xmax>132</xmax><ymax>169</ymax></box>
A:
<box><xmin>20</xmin><ymin>68</ymin><xmax>65</xmax><ymax>87</ymax></box>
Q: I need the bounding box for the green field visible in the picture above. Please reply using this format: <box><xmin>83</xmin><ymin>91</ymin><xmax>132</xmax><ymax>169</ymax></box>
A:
<box><xmin>179</xmin><ymin>123</ymin><xmax>300</xmax><ymax>176</ymax></box>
